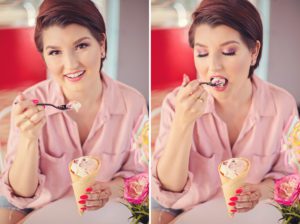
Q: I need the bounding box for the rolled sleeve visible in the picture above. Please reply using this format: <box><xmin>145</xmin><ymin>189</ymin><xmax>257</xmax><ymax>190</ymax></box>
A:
<box><xmin>151</xmin><ymin>156</ymin><xmax>194</xmax><ymax>209</ymax></box>
<box><xmin>0</xmin><ymin>167</ymin><xmax>46</xmax><ymax>209</ymax></box>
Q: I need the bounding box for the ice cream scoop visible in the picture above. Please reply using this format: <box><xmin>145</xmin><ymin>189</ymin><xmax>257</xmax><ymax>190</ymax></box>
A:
<box><xmin>66</xmin><ymin>101</ymin><xmax>82</xmax><ymax>112</ymax></box>
<box><xmin>219</xmin><ymin>158</ymin><xmax>248</xmax><ymax>179</ymax></box>
<box><xmin>70</xmin><ymin>156</ymin><xmax>99</xmax><ymax>177</ymax></box>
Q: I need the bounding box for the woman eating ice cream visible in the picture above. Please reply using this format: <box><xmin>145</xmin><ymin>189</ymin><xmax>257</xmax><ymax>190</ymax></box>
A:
<box><xmin>0</xmin><ymin>0</ymin><xmax>147</xmax><ymax>223</ymax></box>
<box><xmin>151</xmin><ymin>0</ymin><xmax>298</xmax><ymax>223</ymax></box>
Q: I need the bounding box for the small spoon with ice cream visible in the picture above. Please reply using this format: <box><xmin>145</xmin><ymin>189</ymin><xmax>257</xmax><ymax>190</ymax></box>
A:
<box><xmin>34</xmin><ymin>101</ymin><xmax>82</xmax><ymax>112</ymax></box>
<box><xmin>199</xmin><ymin>77</ymin><xmax>228</xmax><ymax>87</ymax></box>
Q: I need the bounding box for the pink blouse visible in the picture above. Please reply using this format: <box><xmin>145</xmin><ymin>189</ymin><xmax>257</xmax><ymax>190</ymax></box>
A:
<box><xmin>0</xmin><ymin>74</ymin><xmax>148</xmax><ymax>209</ymax></box>
<box><xmin>152</xmin><ymin>75</ymin><xmax>298</xmax><ymax>210</ymax></box>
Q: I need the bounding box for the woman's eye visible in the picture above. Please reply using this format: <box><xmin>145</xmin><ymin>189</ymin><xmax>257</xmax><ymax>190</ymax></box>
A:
<box><xmin>48</xmin><ymin>50</ymin><xmax>60</xmax><ymax>56</ymax></box>
<box><xmin>76</xmin><ymin>43</ymin><xmax>89</xmax><ymax>50</ymax></box>
<box><xmin>223</xmin><ymin>51</ymin><xmax>236</xmax><ymax>56</ymax></box>
<box><xmin>197</xmin><ymin>53</ymin><xmax>208</xmax><ymax>58</ymax></box>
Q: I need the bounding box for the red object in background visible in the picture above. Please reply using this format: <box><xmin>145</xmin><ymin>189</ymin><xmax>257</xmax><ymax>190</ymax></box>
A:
<box><xmin>151</xmin><ymin>27</ymin><xmax>196</xmax><ymax>90</ymax></box>
<box><xmin>0</xmin><ymin>27</ymin><xmax>46</xmax><ymax>89</ymax></box>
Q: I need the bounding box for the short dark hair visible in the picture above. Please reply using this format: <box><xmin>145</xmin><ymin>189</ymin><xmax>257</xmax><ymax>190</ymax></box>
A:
<box><xmin>188</xmin><ymin>0</ymin><xmax>263</xmax><ymax>77</ymax></box>
<box><xmin>34</xmin><ymin>0</ymin><xmax>107</xmax><ymax>70</ymax></box>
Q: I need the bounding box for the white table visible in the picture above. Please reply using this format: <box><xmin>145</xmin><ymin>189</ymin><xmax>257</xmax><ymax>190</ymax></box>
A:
<box><xmin>23</xmin><ymin>196</ymin><xmax>131</xmax><ymax>224</ymax></box>
<box><xmin>172</xmin><ymin>197</ymin><xmax>282</xmax><ymax>224</ymax></box>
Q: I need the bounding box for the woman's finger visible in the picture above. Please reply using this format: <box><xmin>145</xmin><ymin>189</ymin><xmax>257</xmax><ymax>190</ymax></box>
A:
<box><xmin>86</xmin><ymin>199</ymin><xmax>102</xmax><ymax>207</ymax></box>
<box><xmin>19</xmin><ymin>118</ymin><xmax>36</xmax><ymax>131</ymax></box>
<box><xmin>181</xmin><ymin>74</ymin><xmax>190</xmax><ymax>87</ymax></box>
<box><xmin>30</xmin><ymin>110</ymin><xmax>45</xmax><ymax>124</ymax></box>
<box><xmin>235</xmin><ymin>201</ymin><xmax>253</xmax><ymax>209</ymax></box>
<box><xmin>180</xmin><ymin>80</ymin><xmax>202</xmax><ymax>98</ymax></box>
<box><xmin>12</xmin><ymin>99</ymin><xmax>34</xmax><ymax>116</ymax></box>
<box><xmin>23</xmin><ymin>106</ymin><xmax>40</xmax><ymax>119</ymax></box>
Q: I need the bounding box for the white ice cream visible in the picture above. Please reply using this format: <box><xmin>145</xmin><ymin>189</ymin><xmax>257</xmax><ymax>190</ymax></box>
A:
<box><xmin>67</xmin><ymin>101</ymin><xmax>82</xmax><ymax>112</ymax></box>
<box><xmin>70</xmin><ymin>156</ymin><xmax>99</xmax><ymax>177</ymax></box>
<box><xmin>211</xmin><ymin>77</ymin><xmax>227</xmax><ymax>87</ymax></box>
<box><xmin>220</xmin><ymin>158</ymin><xmax>248</xmax><ymax>179</ymax></box>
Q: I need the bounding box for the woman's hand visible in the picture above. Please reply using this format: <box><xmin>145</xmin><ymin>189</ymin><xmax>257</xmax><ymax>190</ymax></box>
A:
<box><xmin>82</xmin><ymin>182</ymin><xmax>112</xmax><ymax>212</ymax></box>
<box><xmin>231</xmin><ymin>179</ymin><xmax>274</xmax><ymax>214</ymax></box>
<box><xmin>174</xmin><ymin>74</ymin><xmax>208</xmax><ymax>126</ymax></box>
<box><xmin>233</xmin><ymin>184</ymin><xmax>262</xmax><ymax>213</ymax></box>
<box><xmin>12</xmin><ymin>94</ymin><xmax>46</xmax><ymax>140</ymax></box>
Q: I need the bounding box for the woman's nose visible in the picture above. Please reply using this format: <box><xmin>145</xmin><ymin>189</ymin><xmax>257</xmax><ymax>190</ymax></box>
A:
<box><xmin>63</xmin><ymin>52</ymin><xmax>79</xmax><ymax>71</ymax></box>
<box><xmin>209</xmin><ymin>54</ymin><xmax>223</xmax><ymax>72</ymax></box>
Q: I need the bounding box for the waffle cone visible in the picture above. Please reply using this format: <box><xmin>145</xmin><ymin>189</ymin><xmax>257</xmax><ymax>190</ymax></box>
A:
<box><xmin>218</xmin><ymin>158</ymin><xmax>250</xmax><ymax>217</ymax></box>
<box><xmin>69</xmin><ymin>156</ymin><xmax>101</xmax><ymax>215</ymax></box>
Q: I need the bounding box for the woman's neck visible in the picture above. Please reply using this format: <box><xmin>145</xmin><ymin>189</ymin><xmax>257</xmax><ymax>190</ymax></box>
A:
<box><xmin>63</xmin><ymin>81</ymin><xmax>103</xmax><ymax>110</ymax></box>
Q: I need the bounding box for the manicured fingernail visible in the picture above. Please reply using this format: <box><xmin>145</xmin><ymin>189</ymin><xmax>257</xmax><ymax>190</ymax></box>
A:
<box><xmin>81</xmin><ymin>207</ymin><xmax>86</xmax><ymax>211</ymax></box>
<box><xmin>32</xmin><ymin>99</ymin><xmax>39</xmax><ymax>104</ymax></box>
<box><xmin>230</xmin><ymin>209</ymin><xmax>237</xmax><ymax>213</ymax></box>
<box><xmin>78</xmin><ymin>200</ymin><xmax>86</xmax><ymax>204</ymax></box>
<box><xmin>236</xmin><ymin>188</ymin><xmax>243</xmax><ymax>194</ymax></box>
<box><xmin>80</xmin><ymin>195</ymin><xmax>88</xmax><ymax>200</ymax></box>
<box><xmin>228</xmin><ymin>202</ymin><xmax>236</xmax><ymax>206</ymax></box>
<box><xmin>86</xmin><ymin>187</ymin><xmax>93</xmax><ymax>192</ymax></box>
<box><xmin>230</xmin><ymin>196</ymin><xmax>238</xmax><ymax>201</ymax></box>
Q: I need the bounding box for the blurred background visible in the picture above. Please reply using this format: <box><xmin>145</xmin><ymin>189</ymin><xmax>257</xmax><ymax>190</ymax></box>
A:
<box><xmin>0</xmin><ymin>0</ymin><xmax>149</xmax><ymax>170</ymax></box>
<box><xmin>151</xmin><ymin>0</ymin><xmax>300</xmax><ymax>145</ymax></box>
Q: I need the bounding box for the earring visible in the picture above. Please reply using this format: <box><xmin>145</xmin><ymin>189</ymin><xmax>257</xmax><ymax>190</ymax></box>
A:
<box><xmin>251</xmin><ymin>60</ymin><xmax>255</xmax><ymax>66</ymax></box>
<box><xmin>101</xmin><ymin>52</ymin><xmax>105</xmax><ymax>58</ymax></box>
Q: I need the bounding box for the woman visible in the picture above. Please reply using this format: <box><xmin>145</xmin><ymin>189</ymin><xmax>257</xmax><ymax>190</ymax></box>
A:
<box><xmin>0</xmin><ymin>0</ymin><xmax>147</xmax><ymax>223</ymax></box>
<box><xmin>152</xmin><ymin>0</ymin><xmax>298</xmax><ymax>223</ymax></box>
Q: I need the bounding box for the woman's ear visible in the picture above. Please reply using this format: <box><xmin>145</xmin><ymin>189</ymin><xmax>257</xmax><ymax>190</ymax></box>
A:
<box><xmin>251</xmin><ymin>40</ymin><xmax>261</xmax><ymax>65</ymax></box>
<box><xmin>100</xmin><ymin>33</ymin><xmax>106</xmax><ymax>58</ymax></box>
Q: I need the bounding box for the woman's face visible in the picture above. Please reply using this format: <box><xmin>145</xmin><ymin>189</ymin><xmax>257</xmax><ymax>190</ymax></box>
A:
<box><xmin>42</xmin><ymin>24</ymin><xmax>104</xmax><ymax>93</ymax></box>
<box><xmin>193</xmin><ymin>24</ymin><xmax>259</xmax><ymax>99</ymax></box>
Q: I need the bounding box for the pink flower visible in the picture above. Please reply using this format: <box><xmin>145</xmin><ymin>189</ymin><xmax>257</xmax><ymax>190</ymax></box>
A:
<box><xmin>274</xmin><ymin>174</ymin><xmax>300</xmax><ymax>206</ymax></box>
<box><xmin>124</xmin><ymin>173</ymin><xmax>149</xmax><ymax>205</ymax></box>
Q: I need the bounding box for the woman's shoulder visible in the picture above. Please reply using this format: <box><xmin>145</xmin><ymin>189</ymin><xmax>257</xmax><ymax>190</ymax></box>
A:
<box><xmin>104</xmin><ymin>75</ymin><xmax>147</xmax><ymax>113</ymax></box>
<box><xmin>114</xmin><ymin>80</ymin><xmax>146</xmax><ymax>104</ymax></box>
<box><xmin>263</xmin><ymin>79</ymin><xmax>296</xmax><ymax>105</ymax></box>
<box><xmin>255</xmin><ymin>76</ymin><xmax>297</xmax><ymax>115</ymax></box>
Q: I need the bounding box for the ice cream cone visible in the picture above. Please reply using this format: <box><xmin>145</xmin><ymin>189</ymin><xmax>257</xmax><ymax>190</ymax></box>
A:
<box><xmin>69</xmin><ymin>156</ymin><xmax>100</xmax><ymax>215</ymax></box>
<box><xmin>218</xmin><ymin>158</ymin><xmax>250</xmax><ymax>217</ymax></box>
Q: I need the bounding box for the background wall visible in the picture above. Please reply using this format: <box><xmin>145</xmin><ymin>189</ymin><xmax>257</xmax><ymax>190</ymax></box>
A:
<box><xmin>267</xmin><ymin>0</ymin><xmax>300</xmax><ymax>105</ymax></box>
<box><xmin>117</xmin><ymin>0</ymin><xmax>149</xmax><ymax>102</ymax></box>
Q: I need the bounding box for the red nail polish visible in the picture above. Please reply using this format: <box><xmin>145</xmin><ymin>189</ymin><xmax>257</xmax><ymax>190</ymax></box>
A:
<box><xmin>230</xmin><ymin>196</ymin><xmax>238</xmax><ymax>201</ymax></box>
<box><xmin>236</xmin><ymin>188</ymin><xmax>243</xmax><ymax>194</ymax></box>
<box><xmin>78</xmin><ymin>200</ymin><xmax>86</xmax><ymax>204</ymax></box>
<box><xmin>80</xmin><ymin>195</ymin><xmax>88</xmax><ymax>200</ymax></box>
<box><xmin>32</xmin><ymin>99</ymin><xmax>39</xmax><ymax>104</ymax></box>
<box><xmin>228</xmin><ymin>202</ymin><xmax>236</xmax><ymax>206</ymax></box>
<box><xmin>86</xmin><ymin>187</ymin><xmax>93</xmax><ymax>192</ymax></box>
<box><xmin>81</xmin><ymin>207</ymin><xmax>86</xmax><ymax>211</ymax></box>
<box><xmin>230</xmin><ymin>209</ymin><xmax>237</xmax><ymax>213</ymax></box>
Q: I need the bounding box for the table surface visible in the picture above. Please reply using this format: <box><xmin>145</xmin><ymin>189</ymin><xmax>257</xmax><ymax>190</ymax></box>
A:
<box><xmin>172</xmin><ymin>197</ymin><xmax>282</xmax><ymax>224</ymax></box>
<box><xmin>23</xmin><ymin>196</ymin><xmax>132</xmax><ymax>224</ymax></box>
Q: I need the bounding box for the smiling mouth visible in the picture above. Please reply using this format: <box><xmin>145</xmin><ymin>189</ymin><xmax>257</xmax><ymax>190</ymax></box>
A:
<box><xmin>64</xmin><ymin>71</ymin><xmax>85</xmax><ymax>79</ymax></box>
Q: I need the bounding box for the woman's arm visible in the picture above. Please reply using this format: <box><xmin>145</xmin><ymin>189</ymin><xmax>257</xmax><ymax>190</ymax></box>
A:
<box><xmin>157</xmin><ymin>118</ymin><xmax>194</xmax><ymax>192</ymax></box>
<box><xmin>157</xmin><ymin>76</ymin><xmax>208</xmax><ymax>192</ymax></box>
<box><xmin>9</xmin><ymin>135</ymin><xmax>40</xmax><ymax>197</ymax></box>
<box><xmin>8</xmin><ymin>95</ymin><xmax>45</xmax><ymax>197</ymax></box>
